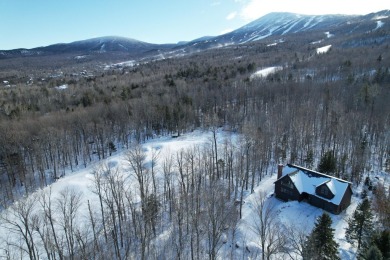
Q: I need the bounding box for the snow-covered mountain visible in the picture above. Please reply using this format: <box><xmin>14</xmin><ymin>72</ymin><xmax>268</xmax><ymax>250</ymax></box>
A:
<box><xmin>40</xmin><ymin>36</ymin><xmax>155</xmax><ymax>53</ymax></box>
<box><xmin>1</xmin><ymin>10</ymin><xmax>389</xmax><ymax>59</ymax></box>
<box><xmin>0</xmin><ymin>36</ymin><xmax>175</xmax><ymax>58</ymax></box>
<box><xmin>217</xmin><ymin>12</ymin><xmax>351</xmax><ymax>44</ymax></box>
<box><xmin>180</xmin><ymin>10</ymin><xmax>390</xmax><ymax>50</ymax></box>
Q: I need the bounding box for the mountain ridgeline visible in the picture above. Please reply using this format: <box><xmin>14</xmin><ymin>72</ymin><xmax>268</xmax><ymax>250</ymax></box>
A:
<box><xmin>1</xmin><ymin>10</ymin><xmax>389</xmax><ymax>60</ymax></box>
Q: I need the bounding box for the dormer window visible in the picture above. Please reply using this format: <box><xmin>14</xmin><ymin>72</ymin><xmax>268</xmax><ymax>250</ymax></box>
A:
<box><xmin>316</xmin><ymin>183</ymin><xmax>335</xmax><ymax>199</ymax></box>
<box><xmin>320</xmin><ymin>185</ymin><xmax>328</xmax><ymax>195</ymax></box>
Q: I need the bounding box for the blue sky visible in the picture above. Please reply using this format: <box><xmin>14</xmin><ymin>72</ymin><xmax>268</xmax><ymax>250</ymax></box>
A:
<box><xmin>0</xmin><ymin>0</ymin><xmax>388</xmax><ymax>50</ymax></box>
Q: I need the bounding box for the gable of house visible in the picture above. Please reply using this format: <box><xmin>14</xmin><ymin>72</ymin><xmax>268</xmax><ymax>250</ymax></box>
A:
<box><xmin>274</xmin><ymin>174</ymin><xmax>301</xmax><ymax>202</ymax></box>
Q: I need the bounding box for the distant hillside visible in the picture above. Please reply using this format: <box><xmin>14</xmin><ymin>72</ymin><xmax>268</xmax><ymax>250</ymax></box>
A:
<box><xmin>179</xmin><ymin>10</ymin><xmax>390</xmax><ymax>50</ymax></box>
<box><xmin>0</xmin><ymin>10</ymin><xmax>389</xmax><ymax>64</ymax></box>
<box><xmin>0</xmin><ymin>36</ymin><xmax>175</xmax><ymax>59</ymax></box>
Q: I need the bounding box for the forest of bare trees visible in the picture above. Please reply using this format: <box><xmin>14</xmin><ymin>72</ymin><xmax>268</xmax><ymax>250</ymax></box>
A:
<box><xmin>1</xmin><ymin>131</ymin><xmax>387</xmax><ymax>259</ymax></box>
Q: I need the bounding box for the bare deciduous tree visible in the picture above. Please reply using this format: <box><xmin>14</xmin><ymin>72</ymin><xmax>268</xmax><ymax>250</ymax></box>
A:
<box><xmin>0</xmin><ymin>194</ymin><xmax>40</xmax><ymax>260</ymax></box>
<box><xmin>284</xmin><ymin>224</ymin><xmax>308</xmax><ymax>260</ymax></box>
<box><xmin>56</xmin><ymin>187</ymin><xmax>83</xmax><ymax>260</ymax></box>
<box><xmin>205</xmin><ymin>182</ymin><xmax>238</xmax><ymax>260</ymax></box>
<box><xmin>38</xmin><ymin>188</ymin><xmax>64</xmax><ymax>260</ymax></box>
<box><xmin>249</xmin><ymin>192</ymin><xmax>286</xmax><ymax>260</ymax></box>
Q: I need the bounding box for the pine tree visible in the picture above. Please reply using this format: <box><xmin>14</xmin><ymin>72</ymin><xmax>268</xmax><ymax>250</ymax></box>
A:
<box><xmin>345</xmin><ymin>199</ymin><xmax>374</xmax><ymax>251</ymax></box>
<box><xmin>371</xmin><ymin>229</ymin><xmax>390</xmax><ymax>259</ymax></box>
<box><xmin>108</xmin><ymin>141</ymin><xmax>117</xmax><ymax>156</ymax></box>
<box><xmin>318</xmin><ymin>150</ymin><xmax>337</xmax><ymax>174</ymax></box>
<box><xmin>304</xmin><ymin>149</ymin><xmax>314</xmax><ymax>168</ymax></box>
<box><xmin>363</xmin><ymin>245</ymin><xmax>382</xmax><ymax>260</ymax></box>
<box><xmin>302</xmin><ymin>213</ymin><xmax>340</xmax><ymax>260</ymax></box>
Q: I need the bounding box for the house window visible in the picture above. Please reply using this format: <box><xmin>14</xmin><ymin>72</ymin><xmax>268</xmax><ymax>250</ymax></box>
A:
<box><xmin>281</xmin><ymin>188</ymin><xmax>293</xmax><ymax>195</ymax></box>
<box><xmin>282</xmin><ymin>179</ymin><xmax>294</xmax><ymax>189</ymax></box>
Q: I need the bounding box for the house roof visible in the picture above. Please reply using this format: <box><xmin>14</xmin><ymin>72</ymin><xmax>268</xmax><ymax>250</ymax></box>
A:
<box><xmin>323</xmin><ymin>179</ymin><xmax>337</xmax><ymax>195</ymax></box>
<box><xmin>277</xmin><ymin>164</ymin><xmax>351</xmax><ymax>206</ymax></box>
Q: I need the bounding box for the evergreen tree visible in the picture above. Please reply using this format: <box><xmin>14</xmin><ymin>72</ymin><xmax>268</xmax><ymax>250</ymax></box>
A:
<box><xmin>318</xmin><ymin>150</ymin><xmax>337</xmax><ymax>174</ymax></box>
<box><xmin>302</xmin><ymin>213</ymin><xmax>340</xmax><ymax>260</ymax></box>
<box><xmin>108</xmin><ymin>141</ymin><xmax>117</xmax><ymax>156</ymax></box>
<box><xmin>345</xmin><ymin>199</ymin><xmax>374</xmax><ymax>251</ymax></box>
<box><xmin>304</xmin><ymin>149</ymin><xmax>314</xmax><ymax>168</ymax></box>
<box><xmin>371</xmin><ymin>229</ymin><xmax>390</xmax><ymax>259</ymax></box>
<box><xmin>363</xmin><ymin>245</ymin><xmax>382</xmax><ymax>260</ymax></box>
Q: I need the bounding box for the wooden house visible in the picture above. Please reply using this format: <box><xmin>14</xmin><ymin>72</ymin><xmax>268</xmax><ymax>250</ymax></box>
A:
<box><xmin>274</xmin><ymin>164</ymin><xmax>353</xmax><ymax>214</ymax></box>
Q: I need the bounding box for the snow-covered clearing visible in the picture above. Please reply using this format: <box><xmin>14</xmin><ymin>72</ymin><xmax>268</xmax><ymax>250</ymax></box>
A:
<box><xmin>250</xmin><ymin>66</ymin><xmax>283</xmax><ymax>80</ymax></box>
<box><xmin>375</xmin><ymin>20</ymin><xmax>384</xmax><ymax>30</ymax></box>
<box><xmin>316</xmin><ymin>44</ymin><xmax>332</xmax><ymax>54</ymax></box>
<box><xmin>0</xmin><ymin>129</ymin><xmax>365</xmax><ymax>259</ymax></box>
<box><xmin>373</xmin><ymin>15</ymin><xmax>388</xmax><ymax>20</ymax></box>
<box><xmin>311</xmin><ymin>39</ymin><xmax>324</xmax><ymax>45</ymax></box>
<box><xmin>104</xmin><ymin>60</ymin><xmax>136</xmax><ymax>70</ymax></box>
<box><xmin>267</xmin><ymin>39</ymin><xmax>284</xmax><ymax>47</ymax></box>
<box><xmin>74</xmin><ymin>55</ymin><xmax>87</xmax><ymax>60</ymax></box>
<box><xmin>55</xmin><ymin>84</ymin><xmax>68</xmax><ymax>90</ymax></box>
<box><xmin>325</xmin><ymin>31</ymin><xmax>334</xmax><ymax>38</ymax></box>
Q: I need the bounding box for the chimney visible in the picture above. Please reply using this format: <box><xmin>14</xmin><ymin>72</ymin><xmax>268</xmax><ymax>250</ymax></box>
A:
<box><xmin>277</xmin><ymin>164</ymin><xmax>284</xmax><ymax>179</ymax></box>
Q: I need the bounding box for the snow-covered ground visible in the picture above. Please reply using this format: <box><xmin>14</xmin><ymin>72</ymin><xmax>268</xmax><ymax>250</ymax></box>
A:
<box><xmin>316</xmin><ymin>44</ymin><xmax>332</xmax><ymax>54</ymax></box>
<box><xmin>266</xmin><ymin>39</ymin><xmax>284</xmax><ymax>47</ymax></box>
<box><xmin>0</xmin><ymin>129</ymin><xmax>363</xmax><ymax>259</ymax></box>
<box><xmin>375</xmin><ymin>20</ymin><xmax>384</xmax><ymax>30</ymax></box>
<box><xmin>311</xmin><ymin>39</ymin><xmax>324</xmax><ymax>45</ymax></box>
<box><xmin>104</xmin><ymin>60</ymin><xmax>136</xmax><ymax>70</ymax></box>
<box><xmin>55</xmin><ymin>84</ymin><xmax>68</xmax><ymax>90</ymax></box>
<box><xmin>373</xmin><ymin>15</ymin><xmax>388</xmax><ymax>20</ymax></box>
<box><xmin>250</xmin><ymin>66</ymin><xmax>283</xmax><ymax>80</ymax></box>
<box><xmin>325</xmin><ymin>31</ymin><xmax>334</xmax><ymax>38</ymax></box>
<box><xmin>226</xmin><ymin>173</ymin><xmax>359</xmax><ymax>259</ymax></box>
<box><xmin>74</xmin><ymin>55</ymin><xmax>87</xmax><ymax>60</ymax></box>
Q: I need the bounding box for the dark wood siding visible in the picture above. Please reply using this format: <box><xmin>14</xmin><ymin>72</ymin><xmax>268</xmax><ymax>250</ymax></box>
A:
<box><xmin>339</xmin><ymin>185</ymin><xmax>353</xmax><ymax>212</ymax></box>
<box><xmin>309</xmin><ymin>195</ymin><xmax>339</xmax><ymax>214</ymax></box>
<box><xmin>274</xmin><ymin>176</ymin><xmax>300</xmax><ymax>201</ymax></box>
<box><xmin>309</xmin><ymin>195</ymin><xmax>324</xmax><ymax>210</ymax></box>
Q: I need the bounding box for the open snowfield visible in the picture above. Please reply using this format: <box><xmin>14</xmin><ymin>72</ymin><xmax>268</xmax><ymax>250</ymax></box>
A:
<box><xmin>250</xmin><ymin>66</ymin><xmax>283</xmax><ymax>80</ymax></box>
<box><xmin>316</xmin><ymin>44</ymin><xmax>332</xmax><ymax>54</ymax></box>
<box><xmin>0</xmin><ymin>129</ymin><xmax>364</xmax><ymax>259</ymax></box>
<box><xmin>375</xmin><ymin>20</ymin><xmax>384</xmax><ymax>30</ymax></box>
